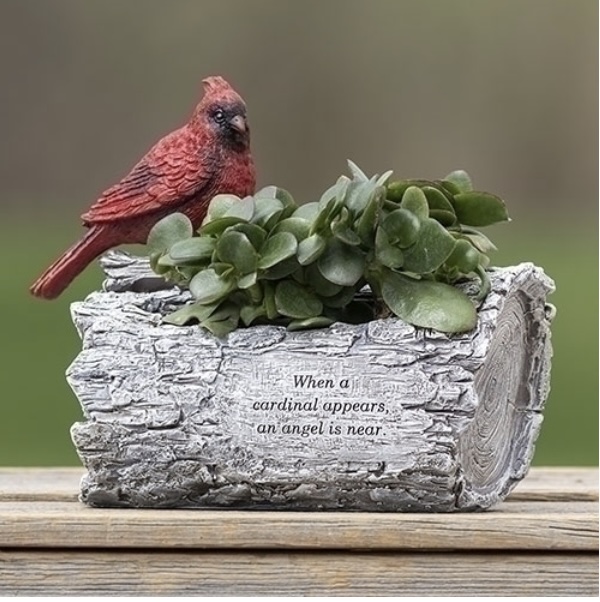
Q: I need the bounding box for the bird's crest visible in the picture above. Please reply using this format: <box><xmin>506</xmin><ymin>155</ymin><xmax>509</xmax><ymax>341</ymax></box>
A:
<box><xmin>202</xmin><ymin>76</ymin><xmax>233</xmax><ymax>96</ymax></box>
<box><xmin>198</xmin><ymin>76</ymin><xmax>243</xmax><ymax>109</ymax></box>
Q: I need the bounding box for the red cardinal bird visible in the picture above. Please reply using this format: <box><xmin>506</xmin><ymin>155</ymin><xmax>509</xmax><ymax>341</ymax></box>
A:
<box><xmin>30</xmin><ymin>76</ymin><xmax>256</xmax><ymax>299</ymax></box>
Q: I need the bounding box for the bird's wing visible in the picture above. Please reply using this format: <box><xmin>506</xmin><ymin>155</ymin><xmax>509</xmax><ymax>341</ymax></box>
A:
<box><xmin>82</xmin><ymin>130</ymin><xmax>214</xmax><ymax>224</ymax></box>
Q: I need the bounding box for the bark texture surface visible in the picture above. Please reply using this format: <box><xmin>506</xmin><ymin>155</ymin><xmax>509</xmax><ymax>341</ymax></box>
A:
<box><xmin>68</xmin><ymin>251</ymin><xmax>555</xmax><ymax>511</ymax></box>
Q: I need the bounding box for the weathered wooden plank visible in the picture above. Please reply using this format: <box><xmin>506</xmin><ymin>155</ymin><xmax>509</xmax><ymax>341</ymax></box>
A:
<box><xmin>0</xmin><ymin>550</ymin><xmax>596</xmax><ymax>596</ymax></box>
<box><xmin>0</xmin><ymin>468</ymin><xmax>80</xmax><ymax>502</ymax></box>
<box><xmin>507</xmin><ymin>467</ymin><xmax>599</xmax><ymax>502</ymax></box>
<box><xmin>0</xmin><ymin>467</ymin><xmax>596</xmax><ymax>503</ymax></box>
<box><xmin>0</xmin><ymin>499</ymin><xmax>596</xmax><ymax>551</ymax></box>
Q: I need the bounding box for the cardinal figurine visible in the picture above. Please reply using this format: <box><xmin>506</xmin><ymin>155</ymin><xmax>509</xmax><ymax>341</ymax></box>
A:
<box><xmin>31</xmin><ymin>76</ymin><xmax>256</xmax><ymax>299</ymax></box>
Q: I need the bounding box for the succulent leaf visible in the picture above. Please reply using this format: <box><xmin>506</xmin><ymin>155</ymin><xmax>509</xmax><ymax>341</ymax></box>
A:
<box><xmin>445</xmin><ymin>238</ymin><xmax>481</xmax><ymax>274</ymax></box>
<box><xmin>297</xmin><ymin>234</ymin><xmax>327</xmax><ymax>266</ymax></box>
<box><xmin>422</xmin><ymin>186</ymin><xmax>456</xmax><ymax>214</ymax></box>
<box><xmin>148</xmin><ymin>213</ymin><xmax>193</xmax><ymax>254</ymax></box>
<box><xmin>199</xmin><ymin>216</ymin><xmax>245</xmax><ymax>236</ymax></box>
<box><xmin>258</xmin><ymin>232</ymin><xmax>298</xmax><ymax>269</ymax></box>
<box><xmin>347</xmin><ymin>159</ymin><xmax>369</xmax><ymax>182</ymax></box>
<box><xmin>168</xmin><ymin>237</ymin><xmax>216</xmax><ymax>264</ymax></box>
<box><xmin>381</xmin><ymin>208</ymin><xmax>421</xmax><ymax>247</ymax></box>
<box><xmin>275</xmin><ymin>280</ymin><xmax>323</xmax><ymax>319</ymax></box>
<box><xmin>402</xmin><ymin>218</ymin><xmax>456</xmax><ymax>273</ymax></box>
<box><xmin>375</xmin><ymin>227</ymin><xmax>404</xmax><ymax>269</ymax></box>
<box><xmin>444</xmin><ymin>170</ymin><xmax>473</xmax><ymax>193</ymax></box>
<box><xmin>318</xmin><ymin>239</ymin><xmax>366</xmax><ymax>286</ymax></box>
<box><xmin>162</xmin><ymin>301</ymin><xmax>219</xmax><ymax>326</ymax></box>
<box><xmin>189</xmin><ymin>269</ymin><xmax>234</xmax><ymax>304</ymax></box>
<box><xmin>216</xmin><ymin>231</ymin><xmax>258</xmax><ymax>274</ymax></box>
<box><xmin>272</xmin><ymin>217</ymin><xmax>311</xmax><ymax>241</ymax></box>
<box><xmin>293</xmin><ymin>202</ymin><xmax>320</xmax><ymax>222</ymax></box>
<box><xmin>400</xmin><ymin>186</ymin><xmax>429</xmax><ymax>220</ymax></box>
<box><xmin>453</xmin><ymin>191</ymin><xmax>509</xmax><ymax>226</ymax></box>
<box><xmin>253</xmin><ymin>197</ymin><xmax>284</xmax><ymax>228</ymax></box>
<box><xmin>380</xmin><ymin>270</ymin><xmax>477</xmax><ymax>333</ymax></box>
<box><xmin>203</xmin><ymin>194</ymin><xmax>242</xmax><ymax>223</ymax></box>
<box><xmin>230</xmin><ymin>223</ymin><xmax>267</xmax><ymax>250</ymax></box>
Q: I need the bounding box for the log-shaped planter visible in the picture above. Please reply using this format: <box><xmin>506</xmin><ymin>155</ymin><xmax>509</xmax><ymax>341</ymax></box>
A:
<box><xmin>68</xmin><ymin>252</ymin><xmax>555</xmax><ymax>511</ymax></box>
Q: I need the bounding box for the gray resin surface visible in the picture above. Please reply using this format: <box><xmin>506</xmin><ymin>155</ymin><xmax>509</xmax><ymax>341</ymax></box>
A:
<box><xmin>69</xmin><ymin>252</ymin><xmax>555</xmax><ymax>511</ymax></box>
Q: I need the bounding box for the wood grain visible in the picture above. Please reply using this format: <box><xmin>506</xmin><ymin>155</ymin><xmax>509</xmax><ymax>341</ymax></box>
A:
<box><xmin>0</xmin><ymin>498</ymin><xmax>596</xmax><ymax>551</ymax></box>
<box><xmin>0</xmin><ymin>550</ymin><xmax>596</xmax><ymax>596</ymax></box>
<box><xmin>0</xmin><ymin>468</ymin><xmax>81</xmax><ymax>502</ymax></box>
<box><xmin>507</xmin><ymin>466</ymin><xmax>598</xmax><ymax>501</ymax></box>
<box><xmin>0</xmin><ymin>467</ymin><xmax>596</xmax><ymax>596</ymax></box>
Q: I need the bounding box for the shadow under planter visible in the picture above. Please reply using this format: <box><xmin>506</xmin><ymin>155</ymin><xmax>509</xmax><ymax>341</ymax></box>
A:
<box><xmin>68</xmin><ymin>252</ymin><xmax>555</xmax><ymax>511</ymax></box>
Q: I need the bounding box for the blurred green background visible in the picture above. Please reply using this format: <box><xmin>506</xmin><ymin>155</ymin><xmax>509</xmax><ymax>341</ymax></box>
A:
<box><xmin>0</xmin><ymin>0</ymin><xmax>597</xmax><ymax>466</ymax></box>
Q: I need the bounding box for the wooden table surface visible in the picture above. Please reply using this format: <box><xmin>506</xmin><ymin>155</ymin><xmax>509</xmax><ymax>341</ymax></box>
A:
<box><xmin>0</xmin><ymin>467</ymin><xmax>597</xmax><ymax>595</ymax></box>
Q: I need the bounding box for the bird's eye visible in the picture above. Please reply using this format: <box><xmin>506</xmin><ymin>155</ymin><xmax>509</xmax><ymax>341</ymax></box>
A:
<box><xmin>213</xmin><ymin>109</ymin><xmax>226</xmax><ymax>123</ymax></box>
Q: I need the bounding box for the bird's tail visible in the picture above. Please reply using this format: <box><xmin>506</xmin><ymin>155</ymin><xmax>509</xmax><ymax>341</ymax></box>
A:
<box><xmin>30</xmin><ymin>227</ymin><xmax>111</xmax><ymax>300</ymax></box>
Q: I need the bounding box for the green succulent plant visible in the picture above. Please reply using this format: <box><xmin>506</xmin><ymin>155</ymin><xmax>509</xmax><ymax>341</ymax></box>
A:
<box><xmin>146</xmin><ymin>161</ymin><xmax>509</xmax><ymax>337</ymax></box>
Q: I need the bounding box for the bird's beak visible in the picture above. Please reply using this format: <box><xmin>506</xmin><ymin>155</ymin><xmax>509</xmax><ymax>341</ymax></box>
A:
<box><xmin>229</xmin><ymin>115</ymin><xmax>247</xmax><ymax>134</ymax></box>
